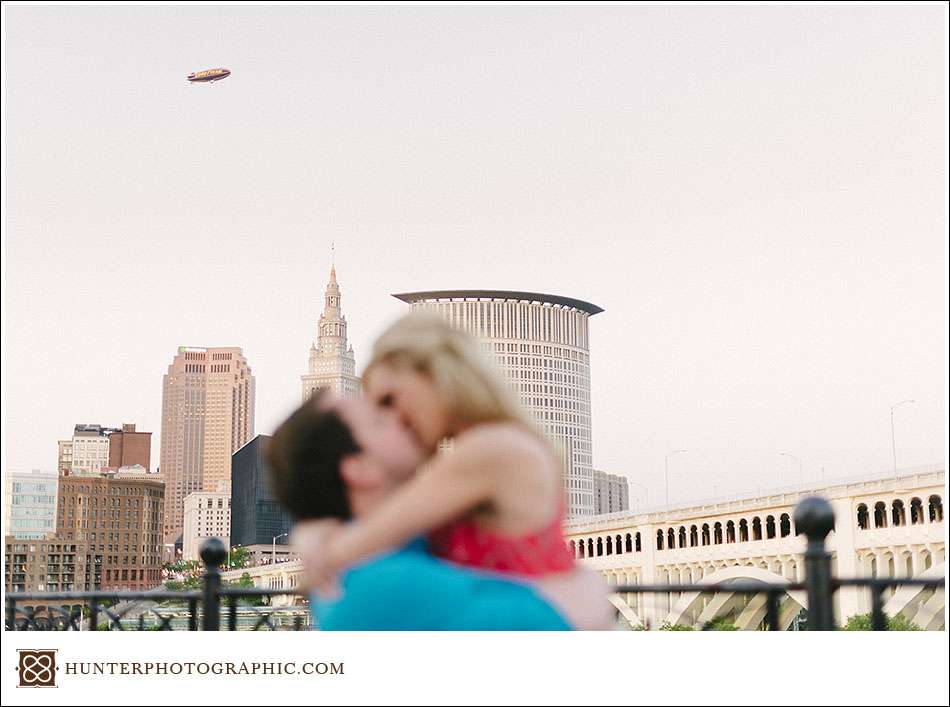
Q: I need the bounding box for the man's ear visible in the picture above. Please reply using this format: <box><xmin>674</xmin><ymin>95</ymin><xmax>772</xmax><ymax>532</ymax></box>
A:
<box><xmin>339</xmin><ymin>455</ymin><xmax>380</xmax><ymax>490</ymax></box>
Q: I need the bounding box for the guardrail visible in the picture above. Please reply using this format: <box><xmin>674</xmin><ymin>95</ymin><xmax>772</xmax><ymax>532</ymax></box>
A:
<box><xmin>612</xmin><ymin>497</ymin><xmax>945</xmax><ymax>629</ymax></box>
<box><xmin>5</xmin><ymin>497</ymin><xmax>945</xmax><ymax>630</ymax></box>
<box><xmin>5</xmin><ymin>539</ymin><xmax>310</xmax><ymax>631</ymax></box>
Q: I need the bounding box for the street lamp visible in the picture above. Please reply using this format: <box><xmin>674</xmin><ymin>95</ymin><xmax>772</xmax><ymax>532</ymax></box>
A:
<box><xmin>665</xmin><ymin>450</ymin><xmax>688</xmax><ymax>507</ymax></box>
<box><xmin>890</xmin><ymin>400</ymin><xmax>915</xmax><ymax>473</ymax></box>
<box><xmin>272</xmin><ymin>533</ymin><xmax>289</xmax><ymax>565</ymax></box>
<box><xmin>779</xmin><ymin>452</ymin><xmax>803</xmax><ymax>488</ymax></box>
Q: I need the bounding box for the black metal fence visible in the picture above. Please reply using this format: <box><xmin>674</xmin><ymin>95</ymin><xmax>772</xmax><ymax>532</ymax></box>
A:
<box><xmin>613</xmin><ymin>497</ymin><xmax>944</xmax><ymax>630</ymax></box>
<box><xmin>4</xmin><ymin>497</ymin><xmax>945</xmax><ymax>631</ymax></box>
<box><xmin>6</xmin><ymin>539</ymin><xmax>310</xmax><ymax>631</ymax></box>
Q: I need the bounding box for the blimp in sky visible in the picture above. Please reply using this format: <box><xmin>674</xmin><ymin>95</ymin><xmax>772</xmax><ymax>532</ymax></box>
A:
<box><xmin>187</xmin><ymin>67</ymin><xmax>231</xmax><ymax>83</ymax></box>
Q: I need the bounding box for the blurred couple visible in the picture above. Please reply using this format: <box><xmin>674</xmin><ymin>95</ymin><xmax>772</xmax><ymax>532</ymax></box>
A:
<box><xmin>267</xmin><ymin>314</ymin><xmax>612</xmax><ymax>630</ymax></box>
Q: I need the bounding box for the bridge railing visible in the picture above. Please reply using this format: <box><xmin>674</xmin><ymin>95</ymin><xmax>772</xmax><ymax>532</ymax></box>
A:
<box><xmin>612</xmin><ymin>497</ymin><xmax>945</xmax><ymax>630</ymax></box>
<box><xmin>5</xmin><ymin>539</ymin><xmax>311</xmax><ymax>631</ymax></box>
<box><xmin>5</xmin><ymin>498</ymin><xmax>945</xmax><ymax>631</ymax></box>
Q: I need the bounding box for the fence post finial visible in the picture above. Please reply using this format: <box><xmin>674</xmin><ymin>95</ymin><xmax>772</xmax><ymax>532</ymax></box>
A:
<box><xmin>794</xmin><ymin>496</ymin><xmax>836</xmax><ymax>631</ymax></box>
<box><xmin>200</xmin><ymin>538</ymin><xmax>227</xmax><ymax>631</ymax></box>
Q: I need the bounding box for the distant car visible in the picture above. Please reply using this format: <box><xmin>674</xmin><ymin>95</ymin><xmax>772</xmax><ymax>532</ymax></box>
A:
<box><xmin>187</xmin><ymin>68</ymin><xmax>231</xmax><ymax>83</ymax></box>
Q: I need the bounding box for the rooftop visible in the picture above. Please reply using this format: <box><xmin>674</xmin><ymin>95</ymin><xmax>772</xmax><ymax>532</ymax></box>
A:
<box><xmin>392</xmin><ymin>289</ymin><xmax>604</xmax><ymax>315</ymax></box>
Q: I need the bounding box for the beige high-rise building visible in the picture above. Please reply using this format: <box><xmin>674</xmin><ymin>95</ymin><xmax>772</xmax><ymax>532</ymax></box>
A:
<box><xmin>159</xmin><ymin>346</ymin><xmax>255</xmax><ymax>545</ymax></box>
<box><xmin>301</xmin><ymin>265</ymin><xmax>360</xmax><ymax>401</ymax></box>
<box><xmin>393</xmin><ymin>290</ymin><xmax>603</xmax><ymax>518</ymax></box>
<box><xmin>181</xmin><ymin>486</ymin><xmax>231</xmax><ymax>562</ymax></box>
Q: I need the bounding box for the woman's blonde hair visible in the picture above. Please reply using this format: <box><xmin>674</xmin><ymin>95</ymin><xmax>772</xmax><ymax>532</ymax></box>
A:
<box><xmin>365</xmin><ymin>313</ymin><xmax>538</xmax><ymax>435</ymax></box>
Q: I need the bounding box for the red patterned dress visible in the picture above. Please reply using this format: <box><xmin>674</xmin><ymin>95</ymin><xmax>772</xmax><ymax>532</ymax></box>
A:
<box><xmin>428</xmin><ymin>507</ymin><xmax>575</xmax><ymax>576</ymax></box>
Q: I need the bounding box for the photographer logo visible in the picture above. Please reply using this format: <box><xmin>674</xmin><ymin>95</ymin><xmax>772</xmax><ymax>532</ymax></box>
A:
<box><xmin>17</xmin><ymin>649</ymin><xmax>57</xmax><ymax>688</ymax></box>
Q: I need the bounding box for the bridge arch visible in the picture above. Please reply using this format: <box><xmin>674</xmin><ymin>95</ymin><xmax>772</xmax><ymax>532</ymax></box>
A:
<box><xmin>665</xmin><ymin>565</ymin><xmax>807</xmax><ymax>630</ymax></box>
<box><xmin>882</xmin><ymin>562</ymin><xmax>945</xmax><ymax>631</ymax></box>
<box><xmin>608</xmin><ymin>594</ymin><xmax>645</xmax><ymax>629</ymax></box>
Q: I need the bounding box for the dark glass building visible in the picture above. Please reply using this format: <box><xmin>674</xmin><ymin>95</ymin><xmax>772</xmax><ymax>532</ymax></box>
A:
<box><xmin>230</xmin><ymin>435</ymin><xmax>294</xmax><ymax>548</ymax></box>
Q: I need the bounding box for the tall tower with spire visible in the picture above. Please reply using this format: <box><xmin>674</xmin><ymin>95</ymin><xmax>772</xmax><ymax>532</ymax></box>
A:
<box><xmin>301</xmin><ymin>264</ymin><xmax>361</xmax><ymax>401</ymax></box>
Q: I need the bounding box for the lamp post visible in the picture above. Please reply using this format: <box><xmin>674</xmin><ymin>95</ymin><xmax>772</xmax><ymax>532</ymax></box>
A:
<box><xmin>272</xmin><ymin>533</ymin><xmax>289</xmax><ymax>565</ymax></box>
<box><xmin>780</xmin><ymin>452</ymin><xmax>803</xmax><ymax>488</ymax></box>
<box><xmin>890</xmin><ymin>400</ymin><xmax>915</xmax><ymax>473</ymax></box>
<box><xmin>665</xmin><ymin>450</ymin><xmax>688</xmax><ymax>507</ymax></box>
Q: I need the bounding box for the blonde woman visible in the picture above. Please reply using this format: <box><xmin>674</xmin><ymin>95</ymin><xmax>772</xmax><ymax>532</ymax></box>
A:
<box><xmin>308</xmin><ymin>313</ymin><xmax>576</xmax><ymax>587</ymax></box>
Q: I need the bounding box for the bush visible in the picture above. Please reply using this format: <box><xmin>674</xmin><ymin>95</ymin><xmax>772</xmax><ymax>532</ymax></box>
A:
<box><xmin>842</xmin><ymin>613</ymin><xmax>921</xmax><ymax>631</ymax></box>
<box><xmin>702</xmin><ymin>616</ymin><xmax>740</xmax><ymax>631</ymax></box>
<box><xmin>164</xmin><ymin>575</ymin><xmax>200</xmax><ymax>592</ymax></box>
<box><xmin>658</xmin><ymin>621</ymin><xmax>695</xmax><ymax>631</ymax></box>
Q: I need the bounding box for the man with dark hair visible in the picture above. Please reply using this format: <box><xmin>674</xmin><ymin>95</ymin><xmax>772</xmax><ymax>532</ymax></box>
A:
<box><xmin>268</xmin><ymin>391</ymin><xmax>612</xmax><ymax>630</ymax></box>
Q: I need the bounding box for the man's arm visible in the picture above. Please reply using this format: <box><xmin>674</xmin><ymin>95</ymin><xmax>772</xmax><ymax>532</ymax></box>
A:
<box><xmin>534</xmin><ymin>568</ymin><xmax>616</xmax><ymax>630</ymax></box>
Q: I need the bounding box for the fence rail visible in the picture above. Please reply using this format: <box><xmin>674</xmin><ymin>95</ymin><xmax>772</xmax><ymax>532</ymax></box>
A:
<box><xmin>5</xmin><ymin>497</ymin><xmax>946</xmax><ymax>631</ymax></box>
<box><xmin>612</xmin><ymin>497</ymin><xmax>944</xmax><ymax>630</ymax></box>
<box><xmin>6</xmin><ymin>539</ymin><xmax>310</xmax><ymax>631</ymax></box>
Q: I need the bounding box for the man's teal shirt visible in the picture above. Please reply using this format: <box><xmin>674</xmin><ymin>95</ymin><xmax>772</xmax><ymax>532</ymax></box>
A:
<box><xmin>311</xmin><ymin>538</ymin><xmax>571</xmax><ymax>630</ymax></box>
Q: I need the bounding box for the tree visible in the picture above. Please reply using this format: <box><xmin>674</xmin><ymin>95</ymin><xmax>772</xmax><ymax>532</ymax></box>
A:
<box><xmin>225</xmin><ymin>572</ymin><xmax>264</xmax><ymax>607</ymax></box>
<box><xmin>227</xmin><ymin>545</ymin><xmax>252</xmax><ymax>570</ymax></box>
<box><xmin>842</xmin><ymin>612</ymin><xmax>921</xmax><ymax>631</ymax></box>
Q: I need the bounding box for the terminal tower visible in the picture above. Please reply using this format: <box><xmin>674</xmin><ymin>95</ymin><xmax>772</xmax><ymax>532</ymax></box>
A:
<box><xmin>301</xmin><ymin>265</ymin><xmax>361</xmax><ymax>401</ymax></box>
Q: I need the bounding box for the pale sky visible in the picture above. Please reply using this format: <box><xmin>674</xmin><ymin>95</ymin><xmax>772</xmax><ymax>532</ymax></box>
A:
<box><xmin>3</xmin><ymin>4</ymin><xmax>947</xmax><ymax>508</ymax></box>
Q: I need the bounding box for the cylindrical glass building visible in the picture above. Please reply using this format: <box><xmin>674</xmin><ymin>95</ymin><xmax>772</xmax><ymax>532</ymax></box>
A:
<box><xmin>392</xmin><ymin>290</ymin><xmax>603</xmax><ymax>518</ymax></box>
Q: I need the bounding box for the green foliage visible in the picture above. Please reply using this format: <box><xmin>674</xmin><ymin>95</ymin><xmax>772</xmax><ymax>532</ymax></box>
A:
<box><xmin>82</xmin><ymin>599</ymin><xmax>116</xmax><ymax>618</ymax></box>
<box><xmin>227</xmin><ymin>546</ymin><xmax>252</xmax><ymax>570</ymax></box>
<box><xmin>164</xmin><ymin>575</ymin><xmax>201</xmax><ymax>592</ymax></box>
<box><xmin>655</xmin><ymin>616</ymin><xmax>740</xmax><ymax>631</ymax></box>
<box><xmin>225</xmin><ymin>572</ymin><xmax>265</xmax><ymax>606</ymax></box>
<box><xmin>887</xmin><ymin>614</ymin><xmax>922</xmax><ymax>631</ymax></box>
<box><xmin>163</xmin><ymin>559</ymin><xmax>201</xmax><ymax>590</ymax></box>
<box><xmin>159</xmin><ymin>575</ymin><xmax>201</xmax><ymax>606</ymax></box>
<box><xmin>163</xmin><ymin>559</ymin><xmax>200</xmax><ymax>573</ymax></box>
<box><xmin>842</xmin><ymin>613</ymin><xmax>921</xmax><ymax>631</ymax></box>
<box><xmin>702</xmin><ymin>616</ymin><xmax>740</xmax><ymax>631</ymax></box>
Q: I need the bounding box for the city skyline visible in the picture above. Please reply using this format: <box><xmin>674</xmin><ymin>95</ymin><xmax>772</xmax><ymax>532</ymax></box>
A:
<box><xmin>3</xmin><ymin>5</ymin><xmax>946</xmax><ymax>510</ymax></box>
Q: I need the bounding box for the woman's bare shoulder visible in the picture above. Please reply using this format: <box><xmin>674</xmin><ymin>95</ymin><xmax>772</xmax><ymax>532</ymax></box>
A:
<box><xmin>453</xmin><ymin>421</ymin><xmax>549</xmax><ymax>460</ymax></box>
